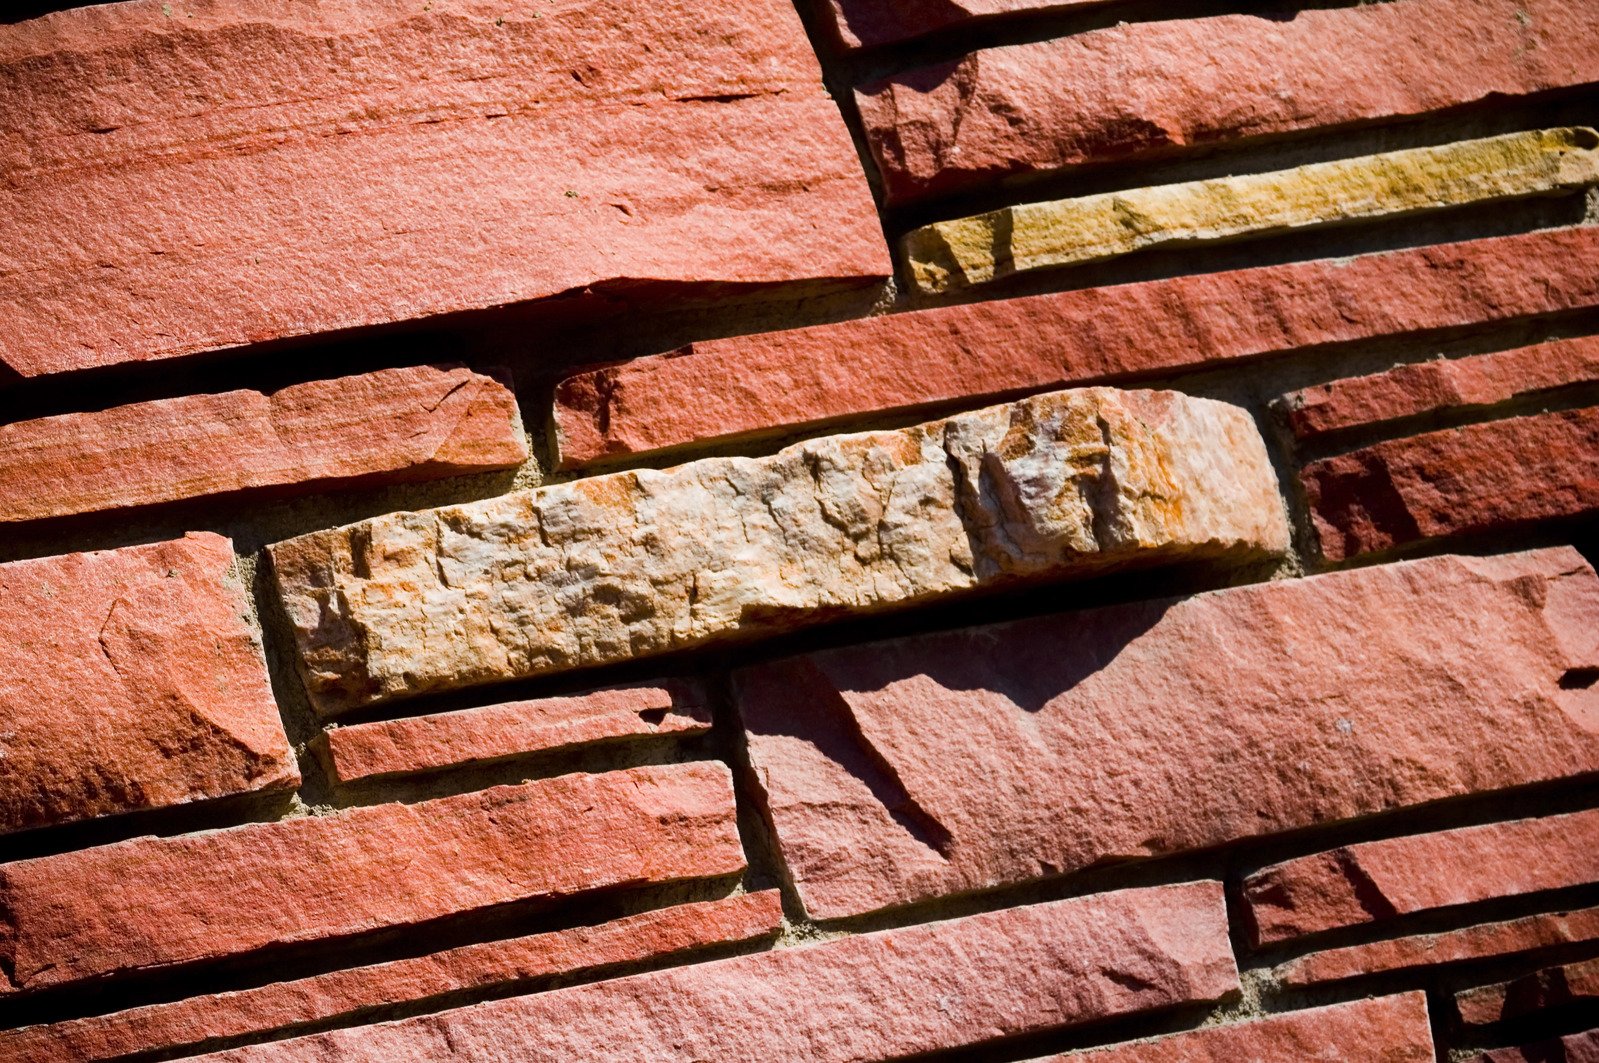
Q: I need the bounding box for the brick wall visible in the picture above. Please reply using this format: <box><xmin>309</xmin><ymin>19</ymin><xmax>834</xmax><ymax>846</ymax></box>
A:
<box><xmin>2</xmin><ymin>1</ymin><xmax>1597</xmax><ymax>1060</ymax></box>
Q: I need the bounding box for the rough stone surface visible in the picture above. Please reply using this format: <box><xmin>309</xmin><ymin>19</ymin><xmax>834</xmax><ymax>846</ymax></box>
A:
<box><xmin>1244</xmin><ymin>809</ymin><xmax>1599</xmax><ymax>944</ymax></box>
<box><xmin>823</xmin><ymin>0</ymin><xmax>1103</xmax><ymax>49</ymax></box>
<box><xmin>1456</xmin><ymin>957</ymin><xmax>1599</xmax><ymax>1028</ymax></box>
<box><xmin>736</xmin><ymin>548</ymin><xmax>1599</xmax><ymax>920</ymax></box>
<box><xmin>0</xmin><ymin>533</ymin><xmax>297</xmax><ymax>836</ymax></box>
<box><xmin>554</xmin><ymin>227</ymin><xmax>1599</xmax><ymax>468</ymax></box>
<box><xmin>905</xmin><ymin>129</ymin><xmax>1599</xmax><ymax>292</ymax></box>
<box><xmin>0</xmin><ymin>366</ymin><xmax>527</xmax><ymax>523</ymax></box>
<box><xmin>1284</xmin><ymin>336</ymin><xmax>1599</xmax><ymax>442</ymax></box>
<box><xmin>857</xmin><ymin>0</ymin><xmax>1599</xmax><ymax>204</ymax></box>
<box><xmin>1304</xmin><ymin>406</ymin><xmax>1599</xmax><ymax>561</ymax></box>
<box><xmin>1042</xmin><ymin>993</ymin><xmax>1434</xmax><ymax>1062</ymax></box>
<box><xmin>197</xmin><ymin>882</ymin><xmax>1238</xmax><ymax>1062</ymax></box>
<box><xmin>274</xmin><ymin>387</ymin><xmax>1287</xmax><ymax>715</ymax></box>
<box><xmin>1472</xmin><ymin>1029</ymin><xmax>1599</xmax><ymax>1063</ymax></box>
<box><xmin>0</xmin><ymin>892</ymin><xmax>782</xmax><ymax>1063</ymax></box>
<box><xmin>322</xmin><ymin>680</ymin><xmax>711</xmax><ymax>783</ymax></box>
<box><xmin>0</xmin><ymin>762</ymin><xmax>742</xmax><ymax>995</ymax></box>
<box><xmin>0</xmin><ymin>0</ymin><xmax>887</xmax><ymax>381</ymax></box>
<box><xmin>1277</xmin><ymin>905</ymin><xmax>1599</xmax><ymax>987</ymax></box>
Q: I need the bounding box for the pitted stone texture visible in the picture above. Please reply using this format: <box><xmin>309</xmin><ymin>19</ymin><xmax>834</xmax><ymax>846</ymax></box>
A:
<box><xmin>737</xmin><ymin>548</ymin><xmax>1599</xmax><ymax>920</ymax></box>
<box><xmin>906</xmin><ymin>129</ymin><xmax>1599</xmax><ymax>292</ymax></box>
<box><xmin>1244</xmin><ymin>809</ymin><xmax>1599</xmax><ymax>945</ymax></box>
<box><xmin>857</xmin><ymin>0</ymin><xmax>1599</xmax><ymax>205</ymax></box>
<box><xmin>0</xmin><ymin>0</ymin><xmax>886</xmax><ymax>380</ymax></box>
<box><xmin>1304</xmin><ymin>406</ymin><xmax>1599</xmax><ymax>560</ymax></box>
<box><xmin>197</xmin><ymin>882</ymin><xmax>1238</xmax><ymax>1062</ymax></box>
<box><xmin>1456</xmin><ymin>957</ymin><xmax>1599</xmax><ymax>1028</ymax></box>
<box><xmin>823</xmin><ymin>0</ymin><xmax>1104</xmax><ymax>49</ymax></box>
<box><xmin>554</xmin><ymin>228</ymin><xmax>1599</xmax><ymax>469</ymax></box>
<box><xmin>1277</xmin><ymin>904</ymin><xmax>1599</xmax><ymax>987</ymax></box>
<box><xmin>0</xmin><ymin>892</ymin><xmax>782</xmax><ymax>1063</ymax></box>
<box><xmin>1042</xmin><ymin>993</ymin><xmax>1434</xmax><ymax>1062</ymax></box>
<box><xmin>0</xmin><ymin>762</ymin><xmax>742</xmax><ymax>995</ymax></box>
<box><xmin>0</xmin><ymin>366</ymin><xmax>526</xmax><ymax>524</ymax></box>
<box><xmin>0</xmin><ymin>533</ymin><xmax>296</xmax><ymax>836</ymax></box>
<box><xmin>275</xmin><ymin>387</ymin><xmax>1287</xmax><ymax>715</ymax></box>
<box><xmin>1285</xmin><ymin>336</ymin><xmax>1599</xmax><ymax>442</ymax></box>
<box><xmin>1472</xmin><ymin>1029</ymin><xmax>1599</xmax><ymax>1063</ymax></box>
<box><xmin>322</xmin><ymin>680</ymin><xmax>710</xmax><ymax>783</ymax></box>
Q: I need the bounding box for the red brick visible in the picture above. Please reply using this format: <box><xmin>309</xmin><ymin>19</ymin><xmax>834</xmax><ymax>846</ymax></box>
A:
<box><xmin>0</xmin><ymin>366</ymin><xmax>525</xmax><ymax>524</ymax></box>
<box><xmin>0</xmin><ymin>892</ymin><xmax>781</xmax><ymax>1063</ymax></box>
<box><xmin>198</xmin><ymin>882</ymin><xmax>1238</xmax><ymax>1062</ymax></box>
<box><xmin>0</xmin><ymin>0</ymin><xmax>886</xmax><ymax>381</ymax></box>
<box><xmin>856</xmin><ymin>0</ymin><xmax>1599</xmax><ymax>204</ymax></box>
<box><xmin>1304</xmin><ymin>406</ymin><xmax>1599</xmax><ymax>561</ymax></box>
<box><xmin>1040</xmin><ymin>993</ymin><xmax>1433</xmax><ymax>1062</ymax></box>
<box><xmin>822</xmin><ymin>0</ymin><xmax>1103</xmax><ymax>49</ymax></box>
<box><xmin>554</xmin><ymin>227</ymin><xmax>1599</xmax><ymax>469</ymax></box>
<box><xmin>1277</xmin><ymin>905</ymin><xmax>1599</xmax><ymax>987</ymax></box>
<box><xmin>1244</xmin><ymin>809</ymin><xmax>1599</xmax><ymax>945</ymax></box>
<box><xmin>322</xmin><ymin>681</ymin><xmax>711</xmax><ymax>783</ymax></box>
<box><xmin>1284</xmin><ymin>337</ymin><xmax>1599</xmax><ymax>443</ymax></box>
<box><xmin>0</xmin><ymin>533</ymin><xmax>296</xmax><ymax>836</ymax></box>
<box><xmin>1472</xmin><ymin>1029</ymin><xmax>1599</xmax><ymax>1063</ymax></box>
<box><xmin>0</xmin><ymin>762</ymin><xmax>742</xmax><ymax>995</ymax></box>
<box><xmin>1456</xmin><ymin>957</ymin><xmax>1599</xmax><ymax>1027</ymax></box>
<box><xmin>735</xmin><ymin>548</ymin><xmax>1599</xmax><ymax>920</ymax></box>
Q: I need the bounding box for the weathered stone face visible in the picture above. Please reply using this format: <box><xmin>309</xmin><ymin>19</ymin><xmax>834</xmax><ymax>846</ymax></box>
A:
<box><xmin>271</xmin><ymin>387</ymin><xmax>1288</xmax><ymax>714</ymax></box>
<box><xmin>904</xmin><ymin>128</ymin><xmax>1599</xmax><ymax>293</ymax></box>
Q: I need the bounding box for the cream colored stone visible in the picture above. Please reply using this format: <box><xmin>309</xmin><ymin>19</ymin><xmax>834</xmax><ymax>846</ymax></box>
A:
<box><xmin>905</xmin><ymin>127</ymin><xmax>1599</xmax><ymax>292</ymax></box>
<box><xmin>271</xmin><ymin>388</ymin><xmax>1289</xmax><ymax>714</ymax></box>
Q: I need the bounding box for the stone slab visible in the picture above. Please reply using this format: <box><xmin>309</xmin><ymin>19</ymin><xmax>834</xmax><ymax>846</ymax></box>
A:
<box><xmin>1456</xmin><ymin>957</ymin><xmax>1599</xmax><ymax>1028</ymax></box>
<box><xmin>274</xmin><ymin>386</ymin><xmax>1287</xmax><ymax>715</ymax></box>
<box><xmin>0</xmin><ymin>0</ymin><xmax>887</xmax><ymax>380</ymax></box>
<box><xmin>1472</xmin><ymin>1029</ymin><xmax>1599</xmax><ymax>1063</ymax></box>
<box><xmin>0</xmin><ymin>532</ymin><xmax>297</xmax><ymax>836</ymax></box>
<box><xmin>736</xmin><ymin>548</ymin><xmax>1599</xmax><ymax>919</ymax></box>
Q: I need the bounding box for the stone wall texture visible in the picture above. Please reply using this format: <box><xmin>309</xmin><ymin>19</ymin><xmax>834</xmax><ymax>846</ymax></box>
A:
<box><xmin>2</xmin><ymin>0</ymin><xmax>1596</xmax><ymax>1059</ymax></box>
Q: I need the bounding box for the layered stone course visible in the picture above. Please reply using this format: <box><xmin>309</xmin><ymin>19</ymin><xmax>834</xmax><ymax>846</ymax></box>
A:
<box><xmin>857</xmin><ymin>0</ymin><xmax>1599</xmax><ymax>204</ymax></box>
<box><xmin>1472</xmin><ymin>1029</ymin><xmax>1599</xmax><ymax>1062</ymax></box>
<box><xmin>1456</xmin><ymin>957</ymin><xmax>1599</xmax><ymax>1027</ymax></box>
<box><xmin>555</xmin><ymin>227</ymin><xmax>1599</xmax><ymax>468</ymax></box>
<box><xmin>0</xmin><ymin>892</ymin><xmax>783</xmax><ymax>1063</ymax></box>
<box><xmin>737</xmin><ymin>548</ymin><xmax>1599</xmax><ymax>919</ymax></box>
<box><xmin>1243</xmin><ymin>809</ymin><xmax>1599</xmax><ymax>944</ymax></box>
<box><xmin>274</xmin><ymin>386</ymin><xmax>1287</xmax><ymax>714</ymax></box>
<box><xmin>197</xmin><ymin>882</ymin><xmax>1238</xmax><ymax>1062</ymax></box>
<box><xmin>0</xmin><ymin>532</ymin><xmax>297</xmax><ymax>836</ymax></box>
<box><xmin>0</xmin><ymin>762</ymin><xmax>743</xmax><ymax>994</ymax></box>
<box><xmin>0</xmin><ymin>366</ymin><xmax>527</xmax><ymax>524</ymax></box>
<box><xmin>0</xmin><ymin>0</ymin><xmax>887</xmax><ymax>379</ymax></box>
<box><xmin>905</xmin><ymin>129</ymin><xmax>1599</xmax><ymax>293</ymax></box>
<box><xmin>321</xmin><ymin>680</ymin><xmax>710</xmax><ymax>783</ymax></box>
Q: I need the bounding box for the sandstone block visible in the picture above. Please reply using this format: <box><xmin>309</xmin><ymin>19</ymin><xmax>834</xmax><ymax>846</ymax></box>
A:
<box><xmin>322</xmin><ymin>680</ymin><xmax>711</xmax><ymax>783</ymax></box>
<box><xmin>1304</xmin><ymin>406</ymin><xmax>1599</xmax><ymax>560</ymax></box>
<box><xmin>274</xmin><ymin>386</ymin><xmax>1287</xmax><ymax>715</ymax></box>
<box><xmin>0</xmin><ymin>533</ymin><xmax>296</xmax><ymax>836</ymax></box>
<box><xmin>1472</xmin><ymin>1030</ymin><xmax>1599</xmax><ymax>1063</ymax></box>
<box><xmin>823</xmin><ymin>0</ymin><xmax>1105</xmax><ymax>49</ymax></box>
<box><xmin>1284</xmin><ymin>336</ymin><xmax>1599</xmax><ymax>442</ymax></box>
<box><xmin>554</xmin><ymin>227</ymin><xmax>1599</xmax><ymax>469</ymax></box>
<box><xmin>0</xmin><ymin>0</ymin><xmax>886</xmax><ymax>380</ymax></box>
<box><xmin>0</xmin><ymin>762</ymin><xmax>742</xmax><ymax>994</ymax></box>
<box><xmin>0</xmin><ymin>892</ymin><xmax>782</xmax><ymax>1063</ymax></box>
<box><xmin>1244</xmin><ymin>809</ymin><xmax>1599</xmax><ymax>944</ymax></box>
<box><xmin>1039</xmin><ymin>993</ymin><xmax>1433</xmax><ymax>1062</ymax></box>
<box><xmin>197</xmin><ymin>882</ymin><xmax>1238</xmax><ymax>1062</ymax></box>
<box><xmin>1456</xmin><ymin>957</ymin><xmax>1599</xmax><ymax>1028</ymax></box>
<box><xmin>0</xmin><ymin>366</ymin><xmax>526</xmax><ymax>524</ymax></box>
<box><xmin>1277</xmin><ymin>905</ymin><xmax>1599</xmax><ymax>987</ymax></box>
<box><xmin>857</xmin><ymin>0</ymin><xmax>1599</xmax><ymax>204</ymax></box>
<box><xmin>736</xmin><ymin>548</ymin><xmax>1599</xmax><ymax>919</ymax></box>
<box><xmin>906</xmin><ymin>129</ymin><xmax>1599</xmax><ymax>292</ymax></box>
